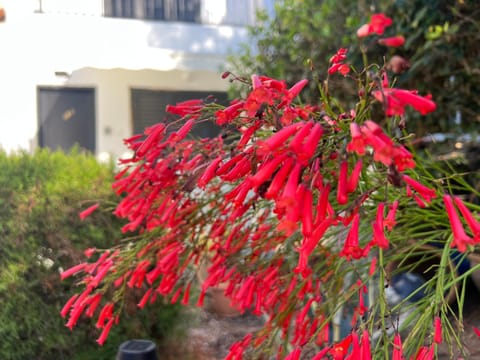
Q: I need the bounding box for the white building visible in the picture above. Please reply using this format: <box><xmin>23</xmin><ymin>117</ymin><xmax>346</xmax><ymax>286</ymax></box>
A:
<box><xmin>0</xmin><ymin>0</ymin><xmax>273</xmax><ymax>161</ymax></box>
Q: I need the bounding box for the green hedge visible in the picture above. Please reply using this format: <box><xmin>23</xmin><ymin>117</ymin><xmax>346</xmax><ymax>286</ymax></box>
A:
<box><xmin>0</xmin><ymin>148</ymin><xmax>180</xmax><ymax>360</ymax></box>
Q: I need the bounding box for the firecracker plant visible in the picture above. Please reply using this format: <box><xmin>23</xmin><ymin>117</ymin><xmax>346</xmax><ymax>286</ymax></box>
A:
<box><xmin>61</xmin><ymin>13</ymin><xmax>480</xmax><ymax>359</ymax></box>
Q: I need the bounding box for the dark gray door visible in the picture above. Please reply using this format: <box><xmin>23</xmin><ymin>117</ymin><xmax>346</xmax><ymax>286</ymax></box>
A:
<box><xmin>38</xmin><ymin>87</ymin><xmax>96</xmax><ymax>152</ymax></box>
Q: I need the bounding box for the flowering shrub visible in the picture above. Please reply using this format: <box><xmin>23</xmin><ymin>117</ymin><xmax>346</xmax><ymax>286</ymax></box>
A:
<box><xmin>61</xmin><ymin>14</ymin><xmax>480</xmax><ymax>359</ymax></box>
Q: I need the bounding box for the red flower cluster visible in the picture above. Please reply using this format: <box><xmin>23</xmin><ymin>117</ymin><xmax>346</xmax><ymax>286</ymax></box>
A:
<box><xmin>59</xmin><ymin>12</ymin><xmax>480</xmax><ymax>360</ymax></box>
<box><xmin>347</xmin><ymin>120</ymin><xmax>416</xmax><ymax>171</ymax></box>
<box><xmin>357</xmin><ymin>13</ymin><xmax>406</xmax><ymax>49</ymax></box>
<box><xmin>373</xmin><ymin>83</ymin><xmax>436</xmax><ymax>116</ymax></box>
<box><xmin>328</xmin><ymin>48</ymin><xmax>350</xmax><ymax>76</ymax></box>
<box><xmin>444</xmin><ymin>195</ymin><xmax>480</xmax><ymax>252</ymax></box>
<box><xmin>357</xmin><ymin>13</ymin><xmax>393</xmax><ymax>37</ymax></box>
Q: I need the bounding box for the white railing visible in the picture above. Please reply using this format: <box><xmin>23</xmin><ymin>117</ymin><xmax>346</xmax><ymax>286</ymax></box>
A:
<box><xmin>34</xmin><ymin>0</ymin><xmax>274</xmax><ymax>26</ymax></box>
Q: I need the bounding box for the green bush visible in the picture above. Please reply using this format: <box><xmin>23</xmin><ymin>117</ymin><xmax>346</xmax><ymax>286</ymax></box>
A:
<box><xmin>0</xmin><ymin>148</ymin><xmax>180</xmax><ymax>360</ymax></box>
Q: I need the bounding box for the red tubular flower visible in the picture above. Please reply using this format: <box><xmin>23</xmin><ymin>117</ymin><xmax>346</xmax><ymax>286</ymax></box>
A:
<box><xmin>329</xmin><ymin>335</ymin><xmax>353</xmax><ymax>360</ymax></box>
<box><xmin>222</xmin><ymin>156</ymin><xmax>252</xmax><ymax>181</ymax></box>
<box><xmin>369</xmin><ymin>256</ymin><xmax>377</xmax><ymax>276</ymax></box>
<box><xmin>384</xmin><ymin>200</ymin><xmax>399</xmax><ymax>231</ymax></box>
<box><xmin>361</xmin><ymin>330</ymin><xmax>371</xmax><ymax>360</ymax></box>
<box><xmin>347</xmin><ymin>160</ymin><xmax>363</xmax><ymax>193</ymax></box>
<box><xmin>298</xmin><ymin>123</ymin><xmax>323</xmax><ymax>162</ymax></box>
<box><xmin>251</xmin><ymin>74</ymin><xmax>263</xmax><ymax>89</ymax></box>
<box><xmin>89</xmin><ymin>260</ymin><xmax>114</xmax><ymax>288</ymax></box>
<box><xmin>265</xmin><ymin>156</ymin><xmax>295</xmax><ymax>200</ymax></box>
<box><xmin>414</xmin><ymin>344</ymin><xmax>435</xmax><ymax>360</ymax></box>
<box><xmin>391</xmin><ymin>89</ymin><xmax>436</xmax><ymax>115</ymax></box>
<box><xmin>61</xmin><ymin>294</ymin><xmax>79</xmax><ymax>318</ymax></box>
<box><xmin>371</xmin><ymin>202</ymin><xmax>389</xmax><ymax>249</ymax></box>
<box><xmin>340</xmin><ymin>213</ymin><xmax>367</xmax><ymax>260</ymax></box>
<box><xmin>337</xmin><ymin>161</ymin><xmax>349</xmax><ymax>205</ymax></box>
<box><xmin>393</xmin><ymin>146</ymin><xmax>416</xmax><ymax>171</ymax></box>
<box><xmin>453</xmin><ymin>196</ymin><xmax>480</xmax><ymax>241</ymax></box>
<box><xmin>165</xmin><ymin>99</ymin><xmax>203</xmax><ymax>117</ymax></box>
<box><xmin>167</xmin><ymin>118</ymin><xmax>195</xmax><ymax>144</ymax></box>
<box><xmin>301</xmin><ymin>186</ymin><xmax>314</xmax><ymax>237</ymax></box>
<box><xmin>356</xmin><ymin>24</ymin><xmax>371</xmax><ymax>37</ymax></box>
<box><xmin>84</xmin><ymin>247</ymin><xmax>96</xmax><ymax>258</ymax></box>
<box><xmin>237</xmin><ymin>122</ymin><xmax>261</xmax><ymax>149</ymax></box>
<box><xmin>378</xmin><ymin>35</ymin><xmax>405</xmax><ymax>47</ymax></box>
<box><xmin>79</xmin><ymin>203</ymin><xmax>100</xmax><ymax>220</ymax></box>
<box><xmin>373</xmin><ymin>88</ymin><xmax>436</xmax><ymax>116</ymax></box>
<box><xmin>245</xmin><ymin>75</ymin><xmax>285</xmax><ymax>116</ymax></box>
<box><xmin>357</xmin><ymin>13</ymin><xmax>393</xmax><ymax>37</ymax></box>
<box><xmin>85</xmin><ymin>294</ymin><xmax>102</xmax><ymax>317</ymax></box>
<box><xmin>403</xmin><ymin>175</ymin><xmax>437</xmax><ymax>203</ymax></box>
<box><xmin>328</xmin><ymin>63</ymin><xmax>350</xmax><ymax>76</ymax></box>
<box><xmin>60</xmin><ymin>263</ymin><xmax>87</xmax><ymax>280</ymax></box>
<box><xmin>135</xmin><ymin>123</ymin><xmax>166</xmax><ymax>157</ymax></box>
<box><xmin>296</xmin><ymin>219</ymin><xmax>332</xmax><ymax>277</ymax></box>
<box><xmin>278</xmin><ymin>163</ymin><xmax>302</xmax><ymax>208</ymax></box>
<box><xmin>251</xmin><ymin>153</ymin><xmax>289</xmax><ymax>188</ymax></box>
<box><xmin>181</xmin><ymin>283</ymin><xmax>192</xmax><ymax>305</ymax></box>
<box><xmin>284</xmin><ymin>347</ymin><xmax>302</xmax><ymax>360</ymax></box>
<box><xmin>289</xmin><ymin>121</ymin><xmax>314</xmax><ymax>154</ymax></box>
<box><xmin>258</xmin><ymin>122</ymin><xmax>302</xmax><ymax>154</ymax></box>
<box><xmin>369</xmin><ymin>13</ymin><xmax>393</xmax><ymax>34</ymax></box>
<box><xmin>217</xmin><ymin>154</ymin><xmax>246</xmax><ymax>176</ymax></box>
<box><xmin>197</xmin><ymin>156</ymin><xmax>222</xmax><ymax>188</ymax></box>
<box><xmin>392</xmin><ymin>333</ymin><xmax>404</xmax><ymax>360</ymax></box>
<box><xmin>137</xmin><ymin>288</ymin><xmax>153</xmax><ymax>309</ymax></box>
<box><xmin>314</xmin><ymin>184</ymin><xmax>331</xmax><ymax>224</ymax></box>
<box><xmin>96</xmin><ymin>317</ymin><xmax>115</xmax><ymax>346</ymax></box>
<box><xmin>347</xmin><ymin>122</ymin><xmax>367</xmax><ymax>155</ymax></box>
<box><xmin>215</xmin><ymin>101</ymin><xmax>245</xmax><ymax>125</ymax></box>
<box><xmin>170</xmin><ymin>287</ymin><xmax>183</xmax><ymax>304</ymax></box>
<box><xmin>311</xmin><ymin>348</ymin><xmax>330</xmax><ymax>360</ymax></box>
<box><xmin>329</xmin><ymin>48</ymin><xmax>348</xmax><ymax>63</ymax></box>
<box><xmin>66</xmin><ymin>301</ymin><xmax>88</xmax><ymax>330</ymax></box>
<box><xmin>288</xmin><ymin>79</ymin><xmax>309</xmax><ymax>98</ymax></box>
<box><xmin>349</xmin><ymin>331</ymin><xmax>361</xmax><ymax>359</ymax></box>
<box><xmin>443</xmin><ymin>194</ymin><xmax>473</xmax><ymax>252</ymax></box>
<box><xmin>434</xmin><ymin>317</ymin><xmax>442</xmax><ymax>344</ymax></box>
<box><xmin>474</xmin><ymin>327</ymin><xmax>480</xmax><ymax>337</ymax></box>
<box><xmin>278</xmin><ymin>79</ymin><xmax>309</xmax><ymax>108</ymax></box>
<box><xmin>328</xmin><ymin>48</ymin><xmax>350</xmax><ymax>76</ymax></box>
<box><xmin>360</xmin><ymin>120</ymin><xmax>395</xmax><ymax>166</ymax></box>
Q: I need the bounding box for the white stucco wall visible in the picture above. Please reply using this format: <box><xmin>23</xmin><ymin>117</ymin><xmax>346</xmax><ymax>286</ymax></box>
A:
<box><xmin>0</xmin><ymin>0</ymin><xmax>264</xmax><ymax>160</ymax></box>
<box><xmin>67</xmin><ymin>67</ymin><xmax>230</xmax><ymax>162</ymax></box>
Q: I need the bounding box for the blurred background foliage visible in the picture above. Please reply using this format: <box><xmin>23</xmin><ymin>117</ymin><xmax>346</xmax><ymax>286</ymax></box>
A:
<box><xmin>0</xmin><ymin>148</ymin><xmax>181</xmax><ymax>360</ymax></box>
<box><xmin>228</xmin><ymin>0</ymin><xmax>480</xmax><ymax>136</ymax></box>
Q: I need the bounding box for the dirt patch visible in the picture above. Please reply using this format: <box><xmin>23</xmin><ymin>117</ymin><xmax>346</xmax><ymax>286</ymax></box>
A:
<box><xmin>437</xmin><ymin>280</ymin><xmax>480</xmax><ymax>359</ymax></box>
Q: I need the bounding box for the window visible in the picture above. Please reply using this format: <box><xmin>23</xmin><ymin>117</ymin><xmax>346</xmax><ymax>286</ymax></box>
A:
<box><xmin>104</xmin><ymin>0</ymin><xmax>201</xmax><ymax>22</ymax></box>
<box><xmin>131</xmin><ymin>89</ymin><xmax>228</xmax><ymax>138</ymax></box>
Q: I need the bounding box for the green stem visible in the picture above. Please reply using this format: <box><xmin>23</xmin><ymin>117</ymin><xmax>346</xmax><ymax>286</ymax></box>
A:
<box><xmin>377</xmin><ymin>248</ymin><xmax>390</xmax><ymax>358</ymax></box>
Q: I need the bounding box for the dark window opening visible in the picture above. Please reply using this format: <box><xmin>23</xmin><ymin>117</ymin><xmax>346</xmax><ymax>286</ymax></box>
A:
<box><xmin>104</xmin><ymin>0</ymin><xmax>201</xmax><ymax>22</ymax></box>
<box><xmin>38</xmin><ymin>87</ymin><xmax>96</xmax><ymax>153</ymax></box>
<box><xmin>131</xmin><ymin>89</ymin><xmax>228</xmax><ymax>138</ymax></box>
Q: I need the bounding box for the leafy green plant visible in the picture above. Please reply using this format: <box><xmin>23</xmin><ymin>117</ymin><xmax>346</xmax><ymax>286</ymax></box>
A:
<box><xmin>0</xmin><ymin>148</ymin><xmax>180</xmax><ymax>359</ymax></box>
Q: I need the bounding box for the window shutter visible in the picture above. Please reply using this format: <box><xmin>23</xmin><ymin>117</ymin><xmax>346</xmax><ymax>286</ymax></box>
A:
<box><xmin>131</xmin><ymin>89</ymin><xmax>228</xmax><ymax>138</ymax></box>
